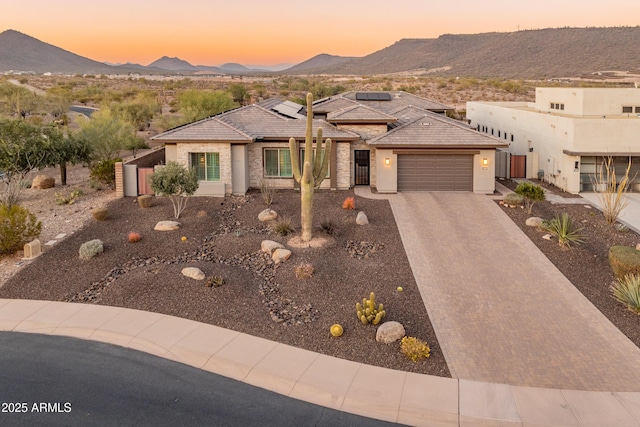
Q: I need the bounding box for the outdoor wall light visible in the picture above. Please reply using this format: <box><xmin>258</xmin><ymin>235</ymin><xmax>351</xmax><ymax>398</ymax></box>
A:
<box><xmin>482</xmin><ymin>158</ymin><xmax>488</xmax><ymax>167</ymax></box>
<box><xmin>384</xmin><ymin>158</ymin><xmax>390</xmax><ymax>165</ymax></box>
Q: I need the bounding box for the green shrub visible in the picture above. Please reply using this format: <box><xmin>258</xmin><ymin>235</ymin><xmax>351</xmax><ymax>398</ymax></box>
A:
<box><xmin>205</xmin><ymin>276</ymin><xmax>224</xmax><ymax>288</ymax></box>
<box><xmin>514</xmin><ymin>182</ymin><xmax>545</xmax><ymax>213</ymax></box>
<box><xmin>294</xmin><ymin>263</ymin><xmax>314</xmax><ymax>280</ymax></box>
<box><xmin>0</xmin><ymin>204</ymin><xmax>42</xmax><ymax>254</ymax></box>
<box><xmin>320</xmin><ymin>220</ymin><xmax>336</xmax><ymax>235</ymax></box>
<box><xmin>400</xmin><ymin>336</ymin><xmax>431</xmax><ymax>362</ymax></box>
<box><xmin>503</xmin><ymin>192</ymin><xmax>523</xmax><ymax>206</ymax></box>
<box><xmin>92</xmin><ymin>207</ymin><xmax>108</xmax><ymax>221</ymax></box>
<box><xmin>609</xmin><ymin>246</ymin><xmax>640</xmax><ymax>279</ymax></box>
<box><xmin>90</xmin><ymin>158</ymin><xmax>122</xmax><ymax>188</ymax></box>
<box><xmin>271</xmin><ymin>217</ymin><xmax>294</xmax><ymax>236</ymax></box>
<box><xmin>542</xmin><ymin>213</ymin><xmax>585</xmax><ymax>249</ymax></box>
<box><xmin>610</xmin><ymin>274</ymin><xmax>640</xmax><ymax>314</ymax></box>
<box><xmin>79</xmin><ymin>239</ymin><xmax>103</xmax><ymax>260</ymax></box>
<box><xmin>137</xmin><ymin>195</ymin><xmax>153</xmax><ymax>208</ymax></box>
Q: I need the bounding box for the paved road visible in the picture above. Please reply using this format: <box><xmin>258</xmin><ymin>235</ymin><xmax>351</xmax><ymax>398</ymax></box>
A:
<box><xmin>388</xmin><ymin>192</ymin><xmax>640</xmax><ymax>391</ymax></box>
<box><xmin>0</xmin><ymin>332</ymin><xmax>401</xmax><ymax>427</ymax></box>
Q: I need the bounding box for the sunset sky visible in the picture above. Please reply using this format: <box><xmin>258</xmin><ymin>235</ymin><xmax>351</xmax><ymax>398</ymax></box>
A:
<box><xmin>3</xmin><ymin>0</ymin><xmax>640</xmax><ymax>67</ymax></box>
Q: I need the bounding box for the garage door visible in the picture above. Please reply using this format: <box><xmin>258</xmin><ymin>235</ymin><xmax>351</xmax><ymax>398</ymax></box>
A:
<box><xmin>397</xmin><ymin>154</ymin><xmax>473</xmax><ymax>191</ymax></box>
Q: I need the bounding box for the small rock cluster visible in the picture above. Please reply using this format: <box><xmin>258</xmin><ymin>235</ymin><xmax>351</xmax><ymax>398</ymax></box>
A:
<box><xmin>345</xmin><ymin>240</ymin><xmax>385</xmax><ymax>259</ymax></box>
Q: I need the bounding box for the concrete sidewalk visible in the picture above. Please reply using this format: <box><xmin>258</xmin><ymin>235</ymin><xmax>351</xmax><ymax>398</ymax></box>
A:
<box><xmin>5</xmin><ymin>298</ymin><xmax>640</xmax><ymax>426</ymax></box>
<box><xmin>355</xmin><ymin>188</ymin><xmax>640</xmax><ymax>392</ymax></box>
<box><xmin>581</xmin><ymin>192</ymin><xmax>640</xmax><ymax>235</ymax></box>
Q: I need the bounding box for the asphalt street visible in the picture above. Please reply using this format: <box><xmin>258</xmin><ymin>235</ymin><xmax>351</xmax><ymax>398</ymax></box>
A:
<box><xmin>0</xmin><ymin>332</ymin><xmax>402</xmax><ymax>427</ymax></box>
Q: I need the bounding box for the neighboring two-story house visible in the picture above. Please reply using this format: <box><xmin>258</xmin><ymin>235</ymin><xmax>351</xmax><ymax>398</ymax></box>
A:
<box><xmin>467</xmin><ymin>87</ymin><xmax>640</xmax><ymax>193</ymax></box>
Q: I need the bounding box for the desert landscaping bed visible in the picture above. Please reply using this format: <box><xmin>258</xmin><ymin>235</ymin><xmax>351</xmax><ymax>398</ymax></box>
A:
<box><xmin>0</xmin><ymin>186</ymin><xmax>449</xmax><ymax>377</ymax></box>
<box><xmin>498</xmin><ymin>184</ymin><xmax>640</xmax><ymax>347</ymax></box>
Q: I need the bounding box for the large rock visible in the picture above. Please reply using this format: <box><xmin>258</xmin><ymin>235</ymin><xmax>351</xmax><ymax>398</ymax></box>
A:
<box><xmin>182</xmin><ymin>267</ymin><xmax>205</xmax><ymax>280</ymax></box>
<box><xmin>526</xmin><ymin>217</ymin><xmax>544</xmax><ymax>227</ymax></box>
<box><xmin>261</xmin><ymin>240</ymin><xmax>284</xmax><ymax>254</ymax></box>
<box><xmin>272</xmin><ymin>248</ymin><xmax>292</xmax><ymax>264</ymax></box>
<box><xmin>356</xmin><ymin>211</ymin><xmax>369</xmax><ymax>225</ymax></box>
<box><xmin>31</xmin><ymin>175</ymin><xmax>55</xmax><ymax>189</ymax></box>
<box><xmin>376</xmin><ymin>321</ymin><xmax>406</xmax><ymax>344</ymax></box>
<box><xmin>154</xmin><ymin>221</ymin><xmax>181</xmax><ymax>231</ymax></box>
<box><xmin>258</xmin><ymin>209</ymin><xmax>278</xmax><ymax>222</ymax></box>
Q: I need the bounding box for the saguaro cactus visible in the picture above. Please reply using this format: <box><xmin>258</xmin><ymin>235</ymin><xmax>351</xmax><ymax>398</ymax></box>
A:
<box><xmin>289</xmin><ymin>93</ymin><xmax>332</xmax><ymax>242</ymax></box>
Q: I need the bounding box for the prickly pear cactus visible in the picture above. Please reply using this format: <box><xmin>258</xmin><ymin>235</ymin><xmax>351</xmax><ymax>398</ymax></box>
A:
<box><xmin>355</xmin><ymin>291</ymin><xmax>386</xmax><ymax>325</ymax></box>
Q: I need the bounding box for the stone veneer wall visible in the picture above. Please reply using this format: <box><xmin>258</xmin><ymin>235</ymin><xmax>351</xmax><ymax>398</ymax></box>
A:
<box><xmin>248</xmin><ymin>142</ymin><xmax>351</xmax><ymax>190</ymax></box>
<box><xmin>176</xmin><ymin>142</ymin><xmax>232</xmax><ymax>194</ymax></box>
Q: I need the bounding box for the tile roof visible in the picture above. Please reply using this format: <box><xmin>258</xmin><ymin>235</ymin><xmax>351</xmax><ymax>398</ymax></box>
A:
<box><xmin>152</xmin><ymin>104</ymin><xmax>359</xmax><ymax>143</ymax></box>
<box><xmin>339</xmin><ymin>91</ymin><xmax>453</xmax><ymax>114</ymax></box>
<box><xmin>326</xmin><ymin>104</ymin><xmax>397</xmax><ymax>123</ymax></box>
<box><xmin>368</xmin><ymin>111</ymin><xmax>509</xmax><ymax>148</ymax></box>
<box><xmin>312</xmin><ymin>97</ymin><xmax>359</xmax><ymax>114</ymax></box>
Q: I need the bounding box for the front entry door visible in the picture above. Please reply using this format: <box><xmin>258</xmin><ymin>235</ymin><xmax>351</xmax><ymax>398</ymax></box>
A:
<box><xmin>354</xmin><ymin>150</ymin><xmax>370</xmax><ymax>185</ymax></box>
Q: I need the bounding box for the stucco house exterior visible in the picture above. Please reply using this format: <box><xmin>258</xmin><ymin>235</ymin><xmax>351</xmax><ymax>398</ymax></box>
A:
<box><xmin>466</xmin><ymin>87</ymin><xmax>640</xmax><ymax>193</ymax></box>
<box><xmin>144</xmin><ymin>91</ymin><xmax>507</xmax><ymax>197</ymax></box>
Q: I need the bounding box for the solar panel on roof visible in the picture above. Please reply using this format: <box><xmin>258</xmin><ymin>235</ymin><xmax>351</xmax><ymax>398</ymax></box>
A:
<box><xmin>355</xmin><ymin>92</ymin><xmax>391</xmax><ymax>101</ymax></box>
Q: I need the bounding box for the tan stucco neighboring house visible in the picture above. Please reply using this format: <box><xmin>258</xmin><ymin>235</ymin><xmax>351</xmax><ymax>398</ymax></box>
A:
<box><xmin>142</xmin><ymin>91</ymin><xmax>507</xmax><ymax>197</ymax></box>
<box><xmin>467</xmin><ymin>87</ymin><xmax>640</xmax><ymax>193</ymax></box>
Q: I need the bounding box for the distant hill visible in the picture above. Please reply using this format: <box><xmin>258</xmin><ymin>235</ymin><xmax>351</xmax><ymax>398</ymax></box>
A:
<box><xmin>284</xmin><ymin>54</ymin><xmax>356</xmax><ymax>73</ymax></box>
<box><xmin>0</xmin><ymin>29</ymin><xmax>117</xmax><ymax>74</ymax></box>
<box><xmin>288</xmin><ymin>27</ymin><xmax>640</xmax><ymax>78</ymax></box>
<box><xmin>148</xmin><ymin>56</ymin><xmax>196</xmax><ymax>72</ymax></box>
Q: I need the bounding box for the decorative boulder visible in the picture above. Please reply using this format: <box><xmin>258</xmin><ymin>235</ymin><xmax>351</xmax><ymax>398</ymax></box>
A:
<box><xmin>258</xmin><ymin>209</ymin><xmax>278</xmax><ymax>222</ymax></box>
<box><xmin>182</xmin><ymin>267</ymin><xmax>205</xmax><ymax>280</ymax></box>
<box><xmin>526</xmin><ymin>217</ymin><xmax>544</xmax><ymax>227</ymax></box>
<box><xmin>92</xmin><ymin>207</ymin><xmax>108</xmax><ymax>221</ymax></box>
<box><xmin>542</xmin><ymin>234</ymin><xmax>553</xmax><ymax>241</ymax></box>
<box><xmin>376</xmin><ymin>321</ymin><xmax>406</xmax><ymax>344</ymax></box>
<box><xmin>261</xmin><ymin>240</ymin><xmax>284</xmax><ymax>254</ymax></box>
<box><xmin>31</xmin><ymin>175</ymin><xmax>55</xmax><ymax>189</ymax></box>
<box><xmin>356</xmin><ymin>211</ymin><xmax>369</xmax><ymax>225</ymax></box>
<box><xmin>154</xmin><ymin>221</ymin><xmax>181</xmax><ymax>231</ymax></box>
<box><xmin>272</xmin><ymin>248</ymin><xmax>292</xmax><ymax>264</ymax></box>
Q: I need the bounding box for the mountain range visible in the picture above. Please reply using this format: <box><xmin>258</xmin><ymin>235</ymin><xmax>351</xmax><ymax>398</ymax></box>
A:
<box><xmin>1</xmin><ymin>27</ymin><xmax>640</xmax><ymax>78</ymax></box>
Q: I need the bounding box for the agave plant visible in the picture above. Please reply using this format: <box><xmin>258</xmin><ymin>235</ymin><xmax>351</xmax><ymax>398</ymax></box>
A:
<box><xmin>610</xmin><ymin>274</ymin><xmax>640</xmax><ymax>314</ymax></box>
<box><xmin>542</xmin><ymin>213</ymin><xmax>585</xmax><ymax>249</ymax></box>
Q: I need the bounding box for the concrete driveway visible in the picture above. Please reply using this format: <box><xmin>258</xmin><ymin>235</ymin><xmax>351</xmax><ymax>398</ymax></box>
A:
<box><xmin>387</xmin><ymin>191</ymin><xmax>640</xmax><ymax>391</ymax></box>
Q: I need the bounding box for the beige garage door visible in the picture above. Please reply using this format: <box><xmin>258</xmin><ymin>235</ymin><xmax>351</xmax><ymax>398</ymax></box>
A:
<box><xmin>397</xmin><ymin>154</ymin><xmax>473</xmax><ymax>191</ymax></box>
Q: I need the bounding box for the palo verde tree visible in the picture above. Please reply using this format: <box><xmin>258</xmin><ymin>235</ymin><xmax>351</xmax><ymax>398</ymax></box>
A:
<box><xmin>41</xmin><ymin>125</ymin><xmax>92</xmax><ymax>186</ymax></box>
<box><xmin>289</xmin><ymin>93</ymin><xmax>332</xmax><ymax>242</ymax></box>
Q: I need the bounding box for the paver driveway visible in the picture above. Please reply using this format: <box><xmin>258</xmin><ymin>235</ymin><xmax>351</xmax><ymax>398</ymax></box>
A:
<box><xmin>388</xmin><ymin>191</ymin><xmax>640</xmax><ymax>391</ymax></box>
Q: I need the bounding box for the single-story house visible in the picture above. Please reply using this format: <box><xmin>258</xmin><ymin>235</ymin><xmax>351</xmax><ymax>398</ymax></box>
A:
<box><xmin>135</xmin><ymin>91</ymin><xmax>507</xmax><ymax>197</ymax></box>
<box><xmin>467</xmin><ymin>87</ymin><xmax>640</xmax><ymax>193</ymax></box>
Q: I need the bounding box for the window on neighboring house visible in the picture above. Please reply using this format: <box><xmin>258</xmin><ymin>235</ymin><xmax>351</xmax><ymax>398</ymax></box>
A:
<box><xmin>511</xmin><ymin>134</ymin><xmax>514</xmax><ymax>142</ymax></box>
<box><xmin>560</xmin><ymin>104</ymin><xmax>564</xmax><ymax>110</ymax></box>
<box><xmin>498</xmin><ymin>131</ymin><xmax>501</xmax><ymax>138</ymax></box>
<box><xmin>300</xmin><ymin>148</ymin><xmax>330</xmax><ymax>177</ymax></box>
<box><xmin>623</xmin><ymin>106</ymin><xmax>633</xmax><ymax>113</ymax></box>
<box><xmin>635</xmin><ymin>107</ymin><xmax>640</xmax><ymax>113</ymax></box>
<box><xmin>190</xmin><ymin>152</ymin><xmax>220</xmax><ymax>181</ymax></box>
<box><xmin>264</xmin><ymin>148</ymin><xmax>292</xmax><ymax>177</ymax></box>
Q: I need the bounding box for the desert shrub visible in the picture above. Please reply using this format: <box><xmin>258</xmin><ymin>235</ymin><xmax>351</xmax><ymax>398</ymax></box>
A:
<box><xmin>294</xmin><ymin>262</ymin><xmax>314</xmax><ymax>280</ymax></box>
<box><xmin>259</xmin><ymin>179</ymin><xmax>277</xmax><ymax>206</ymax></box>
<box><xmin>137</xmin><ymin>195</ymin><xmax>153</xmax><ymax>208</ymax></box>
<box><xmin>542</xmin><ymin>213</ymin><xmax>585</xmax><ymax>249</ymax></box>
<box><xmin>0</xmin><ymin>204</ymin><xmax>42</xmax><ymax>254</ymax></box>
<box><xmin>609</xmin><ymin>246</ymin><xmax>640</xmax><ymax>279</ymax></box>
<box><xmin>55</xmin><ymin>190</ymin><xmax>83</xmax><ymax>205</ymax></box>
<box><xmin>503</xmin><ymin>192</ymin><xmax>523</xmax><ymax>206</ymax></box>
<box><xmin>342</xmin><ymin>197</ymin><xmax>356</xmax><ymax>210</ymax></box>
<box><xmin>79</xmin><ymin>239</ymin><xmax>103</xmax><ymax>260</ymax></box>
<box><xmin>400</xmin><ymin>336</ymin><xmax>431</xmax><ymax>362</ymax></box>
<box><xmin>92</xmin><ymin>207</ymin><xmax>108</xmax><ymax>221</ymax></box>
<box><xmin>149</xmin><ymin>161</ymin><xmax>199</xmax><ymax>219</ymax></box>
<box><xmin>591</xmin><ymin>156</ymin><xmax>634</xmax><ymax>224</ymax></box>
<box><xmin>271</xmin><ymin>216</ymin><xmax>294</xmax><ymax>236</ymax></box>
<box><xmin>205</xmin><ymin>276</ymin><xmax>224</xmax><ymax>288</ymax></box>
<box><xmin>90</xmin><ymin>158</ymin><xmax>121</xmax><ymax>188</ymax></box>
<box><xmin>514</xmin><ymin>182</ymin><xmax>545</xmax><ymax>213</ymax></box>
<box><xmin>356</xmin><ymin>292</ymin><xmax>386</xmax><ymax>325</ymax></box>
<box><xmin>128</xmin><ymin>231</ymin><xmax>141</xmax><ymax>243</ymax></box>
<box><xmin>320</xmin><ymin>220</ymin><xmax>336</xmax><ymax>235</ymax></box>
<box><xmin>610</xmin><ymin>274</ymin><xmax>640</xmax><ymax>314</ymax></box>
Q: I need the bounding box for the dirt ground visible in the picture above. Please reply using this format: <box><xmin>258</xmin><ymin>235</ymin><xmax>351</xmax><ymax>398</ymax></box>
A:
<box><xmin>0</xmin><ymin>169</ymin><xmax>449</xmax><ymax>377</ymax></box>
